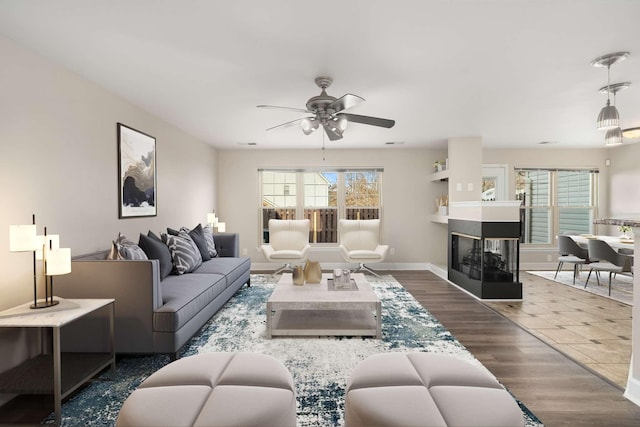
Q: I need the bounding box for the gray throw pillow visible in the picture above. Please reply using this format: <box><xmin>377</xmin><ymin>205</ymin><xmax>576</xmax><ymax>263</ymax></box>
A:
<box><xmin>108</xmin><ymin>233</ymin><xmax>148</xmax><ymax>261</ymax></box>
<box><xmin>202</xmin><ymin>223</ymin><xmax>218</xmax><ymax>257</ymax></box>
<box><xmin>182</xmin><ymin>224</ymin><xmax>212</xmax><ymax>262</ymax></box>
<box><xmin>139</xmin><ymin>232</ymin><xmax>173</xmax><ymax>280</ymax></box>
<box><xmin>165</xmin><ymin>230</ymin><xmax>203</xmax><ymax>274</ymax></box>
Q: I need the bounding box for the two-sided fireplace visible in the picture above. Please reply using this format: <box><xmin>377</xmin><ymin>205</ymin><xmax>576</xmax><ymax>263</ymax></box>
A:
<box><xmin>448</xmin><ymin>218</ymin><xmax>522</xmax><ymax>299</ymax></box>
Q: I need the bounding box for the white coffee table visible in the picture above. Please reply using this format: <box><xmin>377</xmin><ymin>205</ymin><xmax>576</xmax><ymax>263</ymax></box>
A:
<box><xmin>266</xmin><ymin>273</ymin><xmax>382</xmax><ymax>339</ymax></box>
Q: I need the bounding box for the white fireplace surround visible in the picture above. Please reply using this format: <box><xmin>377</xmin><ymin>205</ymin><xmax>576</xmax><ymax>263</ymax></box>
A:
<box><xmin>448</xmin><ymin>201</ymin><xmax>521</xmax><ymax>222</ymax></box>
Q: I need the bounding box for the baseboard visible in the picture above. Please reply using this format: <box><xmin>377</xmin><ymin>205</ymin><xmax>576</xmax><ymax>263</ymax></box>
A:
<box><xmin>624</xmin><ymin>371</ymin><xmax>640</xmax><ymax>407</ymax></box>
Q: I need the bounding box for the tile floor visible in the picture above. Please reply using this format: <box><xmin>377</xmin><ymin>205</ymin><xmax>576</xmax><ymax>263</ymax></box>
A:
<box><xmin>486</xmin><ymin>271</ymin><xmax>632</xmax><ymax>388</ymax></box>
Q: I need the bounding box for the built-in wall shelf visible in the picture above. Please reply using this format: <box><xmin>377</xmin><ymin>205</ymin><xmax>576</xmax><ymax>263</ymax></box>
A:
<box><xmin>430</xmin><ymin>170</ymin><xmax>449</xmax><ymax>182</ymax></box>
<box><xmin>431</xmin><ymin>214</ymin><xmax>448</xmax><ymax>224</ymax></box>
<box><xmin>431</xmin><ymin>166</ymin><xmax>449</xmax><ymax>223</ymax></box>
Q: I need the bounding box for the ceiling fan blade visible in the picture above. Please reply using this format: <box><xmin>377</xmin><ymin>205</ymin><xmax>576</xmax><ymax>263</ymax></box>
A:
<box><xmin>322</xmin><ymin>123</ymin><xmax>343</xmax><ymax>141</ymax></box>
<box><xmin>257</xmin><ymin>104</ymin><xmax>311</xmax><ymax>114</ymax></box>
<box><xmin>338</xmin><ymin>113</ymin><xmax>395</xmax><ymax>128</ymax></box>
<box><xmin>327</xmin><ymin>93</ymin><xmax>365</xmax><ymax>113</ymax></box>
<box><xmin>266</xmin><ymin>117</ymin><xmax>309</xmax><ymax>131</ymax></box>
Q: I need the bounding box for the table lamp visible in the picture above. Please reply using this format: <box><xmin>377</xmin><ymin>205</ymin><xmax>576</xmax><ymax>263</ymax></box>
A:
<box><xmin>9</xmin><ymin>215</ymin><xmax>71</xmax><ymax>309</ymax></box>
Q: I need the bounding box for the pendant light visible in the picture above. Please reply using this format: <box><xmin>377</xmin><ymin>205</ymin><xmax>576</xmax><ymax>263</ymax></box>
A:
<box><xmin>591</xmin><ymin>52</ymin><xmax>629</xmax><ymax>130</ymax></box>
<box><xmin>605</xmin><ymin>127</ymin><xmax>623</xmax><ymax>145</ymax></box>
<box><xmin>599</xmin><ymin>82</ymin><xmax>630</xmax><ymax>145</ymax></box>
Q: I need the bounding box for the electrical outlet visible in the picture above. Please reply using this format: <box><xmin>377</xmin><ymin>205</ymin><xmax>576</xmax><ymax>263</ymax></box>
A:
<box><xmin>546</xmin><ymin>254</ymin><xmax>552</xmax><ymax>262</ymax></box>
<box><xmin>242</xmin><ymin>248</ymin><xmax>247</xmax><ymax>255</ymax></box>
<box><xmin>467</xmin><ymin>183</ymin><xmax>473</xmax><ymax>191</ymax></box>
<box><xmin>390</xmin><ymin>248</ymin><xmax>396</xmax><ymax>256</ymax></box>
<box><xmin>456</xmin><ymin>183</ymin><xmax>463</xmax><ymax>191</ymax></box>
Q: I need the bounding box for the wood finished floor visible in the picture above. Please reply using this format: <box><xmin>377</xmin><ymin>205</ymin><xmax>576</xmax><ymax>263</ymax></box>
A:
<box><xmin>2</xmin><ymin>270</ymin><xmax>640</xmax><ymax>426</ymax></box>
<box><xmin>391</xmin><ymin>269</ymin><xmax>640</xmax><ymax>427</ymax></box>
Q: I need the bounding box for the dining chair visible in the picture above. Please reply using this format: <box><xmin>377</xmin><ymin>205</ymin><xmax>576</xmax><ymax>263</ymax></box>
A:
<box><xmin>554</xmin><ymin>235</ymin><xmax>591</xmax><ymax>285</ymax></box>
<box><xmin>585</xmin><ymin>238</ymin><xmax>634</xmax><ymax>296</ymax></box>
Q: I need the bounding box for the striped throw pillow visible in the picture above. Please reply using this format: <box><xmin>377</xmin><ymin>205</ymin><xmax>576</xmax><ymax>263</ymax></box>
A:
<box><xmin>165</xmin><ymin>230</ymin><xmax>203</xmax><ymax>274</ymax></box>
<box><xmin>202</xmin><ymin>223</ymin><xmax>218</xmax><ymax>257</ymax></box>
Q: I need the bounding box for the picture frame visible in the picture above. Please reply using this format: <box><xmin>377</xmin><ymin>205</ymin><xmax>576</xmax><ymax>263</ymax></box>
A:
<box><xmin>117</xmin><ymin>123</ymin><xmax>157</xmax><ymax>218</ymax></box>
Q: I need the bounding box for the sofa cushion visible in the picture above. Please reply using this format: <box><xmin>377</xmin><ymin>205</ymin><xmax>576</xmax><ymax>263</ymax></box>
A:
<box><xmin>139</xmin><ymin>232</ymin><xmax>173</xmax><ymax>280</ymax></box>
<box><xmin>155</xmin><ymin>273</ymin><xmax>226</xmax><ymax>332</ymax></box>
<box><xmin>193</xmin><ymin>257</ymin><xmax>251</xmax><ymax>288</ymax></box>
<box><xmin>164</xmin><ymin>230</ymin><xmax>203</xmax><ymax>275</ymax></box>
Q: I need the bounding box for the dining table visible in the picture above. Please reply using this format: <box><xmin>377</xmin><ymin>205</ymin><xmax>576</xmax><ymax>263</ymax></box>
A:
<box><xmin>568</xmin><ymin>234</ymin><xmax>634</xmax><ymax>253</ymax></box>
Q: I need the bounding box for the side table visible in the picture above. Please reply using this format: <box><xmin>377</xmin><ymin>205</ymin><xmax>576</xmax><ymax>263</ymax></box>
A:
<box><xmin>0</xmin><ymin>298</ymin><xmax>115</xmax><ymax>425</ymax></box>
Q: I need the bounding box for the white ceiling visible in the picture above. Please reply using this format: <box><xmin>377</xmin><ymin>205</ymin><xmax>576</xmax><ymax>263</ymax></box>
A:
<box><xmin>1</xmin><ymin>0</ymin><xmax>639</xmax><ymax>150</ymax></box>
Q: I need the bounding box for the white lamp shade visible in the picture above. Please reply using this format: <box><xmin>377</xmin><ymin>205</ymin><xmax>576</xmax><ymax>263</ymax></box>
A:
<box><xmin>207</xmin><ymin>212</ymin><xmax>217</xmax><ymax>225</ymax></box>
<box><xmin>301</xmin><ymin>118</ymin><xmax>319</xmax><ymax>135</ymax></box>
<box><xmin>45</xmin><ymin>248</ymin><xmax>71</xmax><ymax>276</ymax></box>
<box><xmin>35</xmin><ymin>234</ymin><xmax>60</xmax><ymax>260</ymax></box>
<box><xmin>216</xmin><ymin>222</ymin><xmax>226</xmax><ymax>233</ymax></box>
<box><xmin>9</xmin><ymin>224</ymin><xmax>38</xmax><ymax>252</ymax></box>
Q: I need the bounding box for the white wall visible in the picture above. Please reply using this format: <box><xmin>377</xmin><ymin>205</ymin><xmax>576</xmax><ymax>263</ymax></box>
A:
<box><xmin>0</xmin><ymin>36</ymin><xmax>217</xmax><ymax>375</ymax></box>
<box><xmin>216</xmin><ymin>148</ymin><xmax>449</xmax><ymax>269</ymax></box>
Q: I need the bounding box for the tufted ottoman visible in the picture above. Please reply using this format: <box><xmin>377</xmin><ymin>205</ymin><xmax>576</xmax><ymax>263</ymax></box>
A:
<box><xmin>345</xmin><ymin>353</ymin><xmax>524</xmax><ymax>427</ymax></box>
<box><xmin>116</xmin><ymin>352</ymin><xmax>297</xmax><ymax>427</ymax></box>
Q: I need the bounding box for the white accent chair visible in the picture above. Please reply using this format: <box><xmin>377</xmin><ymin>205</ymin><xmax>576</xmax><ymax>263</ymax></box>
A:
<box><xmin>261</xmin><ymin>219</ymin><xmax>311</xmax><ymax>275</ymax></box>
<box><xmin>339</xmin><ymin>219</ymin><xmax>388</xmax><ymax>277</ymax></box>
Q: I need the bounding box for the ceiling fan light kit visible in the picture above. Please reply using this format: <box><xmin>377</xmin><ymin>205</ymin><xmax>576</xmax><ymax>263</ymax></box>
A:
<box><xmin>258</xmin><ymin>76</ymin><xmax>395</xmax><ymax>141</ymax></box>
<box><xmin>592</xmin><ymin>52</ymin><xmax>632</xmax><ymax>143</ymax></box>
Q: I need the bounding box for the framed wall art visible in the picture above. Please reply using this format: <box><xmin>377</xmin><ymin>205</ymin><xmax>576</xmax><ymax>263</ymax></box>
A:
<box><xmin>117</xmin><ymin>123</ymin><xmax>157</xmax><ymax>218</ymax></box>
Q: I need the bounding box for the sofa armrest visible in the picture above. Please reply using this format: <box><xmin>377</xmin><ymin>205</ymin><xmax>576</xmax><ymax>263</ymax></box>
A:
<box><xmin>214</xmin><ymin>233</ymin><xmax>239</xmax><ymax>257</ymax></box>
<box><xmin>55</xmin><ymin>258</ymin><xmax>162</xmax><ymax>354</ymax></box>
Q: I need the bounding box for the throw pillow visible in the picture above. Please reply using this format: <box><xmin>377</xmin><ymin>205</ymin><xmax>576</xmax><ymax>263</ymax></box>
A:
<box><xmin>165</xmin><ymin>230</ymin><xmax>203</xmax><ymax>275</ymax></box>
<box><xmin>183</xmin><ymin>224</ymin><xmax>212</xmax><ymax>262</ymax></box>
<box><xmin>107</xmin><ymin>232</ymin><xmax>148</xmax><ymax>261</ymax></box>
<box><xmin>202</xmin><ymin>223</ymin><xmax>218</xmax><ymax>257</ymax></box>
<box><xmin>138</xmin><ymin>232</ymin><xmax>173</xmax><ymax>280</ymax></box>
<box><xmin>166</xmin><ymin>227</ymin><xmax>180</xmax><ymax>236</ymax></box>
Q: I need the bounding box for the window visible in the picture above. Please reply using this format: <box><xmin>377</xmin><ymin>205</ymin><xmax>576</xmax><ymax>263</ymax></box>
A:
<box><xmin>515</xmin><ymin>168</ymin><xmax>598</xmax><ymax>244</ymax></box>
<box><xmin>260</xmin><ymin>169</ymin><xmax>382</xmax><ymax>244</ymax></box>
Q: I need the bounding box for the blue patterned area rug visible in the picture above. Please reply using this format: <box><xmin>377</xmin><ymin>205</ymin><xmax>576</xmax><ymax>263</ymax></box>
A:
<box><xmin>47</xmin><ymin>274</ymin><xmax>543</xmax><ymax>426</ymax></box>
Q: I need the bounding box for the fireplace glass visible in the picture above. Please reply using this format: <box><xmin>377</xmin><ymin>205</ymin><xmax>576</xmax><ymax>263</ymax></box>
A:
<box><xmin>451</xmin><ymin>234</ymin><xmax>519</xmax><ymax>285</ymax></box>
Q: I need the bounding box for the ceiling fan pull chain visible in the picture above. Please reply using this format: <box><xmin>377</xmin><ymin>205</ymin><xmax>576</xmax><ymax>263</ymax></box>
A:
<box><xmin>322</xmin><ymin>131</ymin><xmax>326</xmax><ymax>161</ymax></box>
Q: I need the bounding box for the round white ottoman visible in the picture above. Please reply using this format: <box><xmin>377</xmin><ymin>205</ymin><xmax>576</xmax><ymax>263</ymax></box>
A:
<box><xmin>116</xmin><ymin>352</ymin><xmax>297</xmax><ymax>427</ymax></box>
<box><xmin>345</xmin><ymin>352</ymin><xmax>524</xmax><ymax>427</ymax></box>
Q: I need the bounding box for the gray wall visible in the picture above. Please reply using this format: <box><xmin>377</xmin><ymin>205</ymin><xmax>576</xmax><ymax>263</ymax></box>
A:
<box><xmin>0</xmin><ymin>36</ymin><xmax>218</xmax><ymax>378</ymax></box>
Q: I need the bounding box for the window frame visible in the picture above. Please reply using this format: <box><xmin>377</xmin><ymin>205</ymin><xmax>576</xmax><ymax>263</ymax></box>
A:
<box><xmin>515</xmin><ymin>167</ymin><xmax>599</xmax><ymax>246</ymax></box>
<box><xmin>259</xmin><ymin>168</ymin><xmax>383</xmax><ymax>245</ymax></box>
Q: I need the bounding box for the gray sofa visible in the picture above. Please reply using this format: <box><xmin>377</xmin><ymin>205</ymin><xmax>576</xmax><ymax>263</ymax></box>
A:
<box><xmin>56</xmin><ymin>233</ymin><xmax>251</xmax><ymax>359</ymax></box>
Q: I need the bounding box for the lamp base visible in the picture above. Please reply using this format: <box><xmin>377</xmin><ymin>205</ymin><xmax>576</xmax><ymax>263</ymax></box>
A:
<box><xmin>30</xmin><ymin>299</ymin><xmax>59</xmax><ymax>309</ymax></box>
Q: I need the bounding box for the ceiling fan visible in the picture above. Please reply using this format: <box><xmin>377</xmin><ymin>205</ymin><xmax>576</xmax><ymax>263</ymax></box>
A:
<box><xmin>257</xmin><ymin>77</ymin><xmax>395</xmax><ymax>141</ymax></box>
